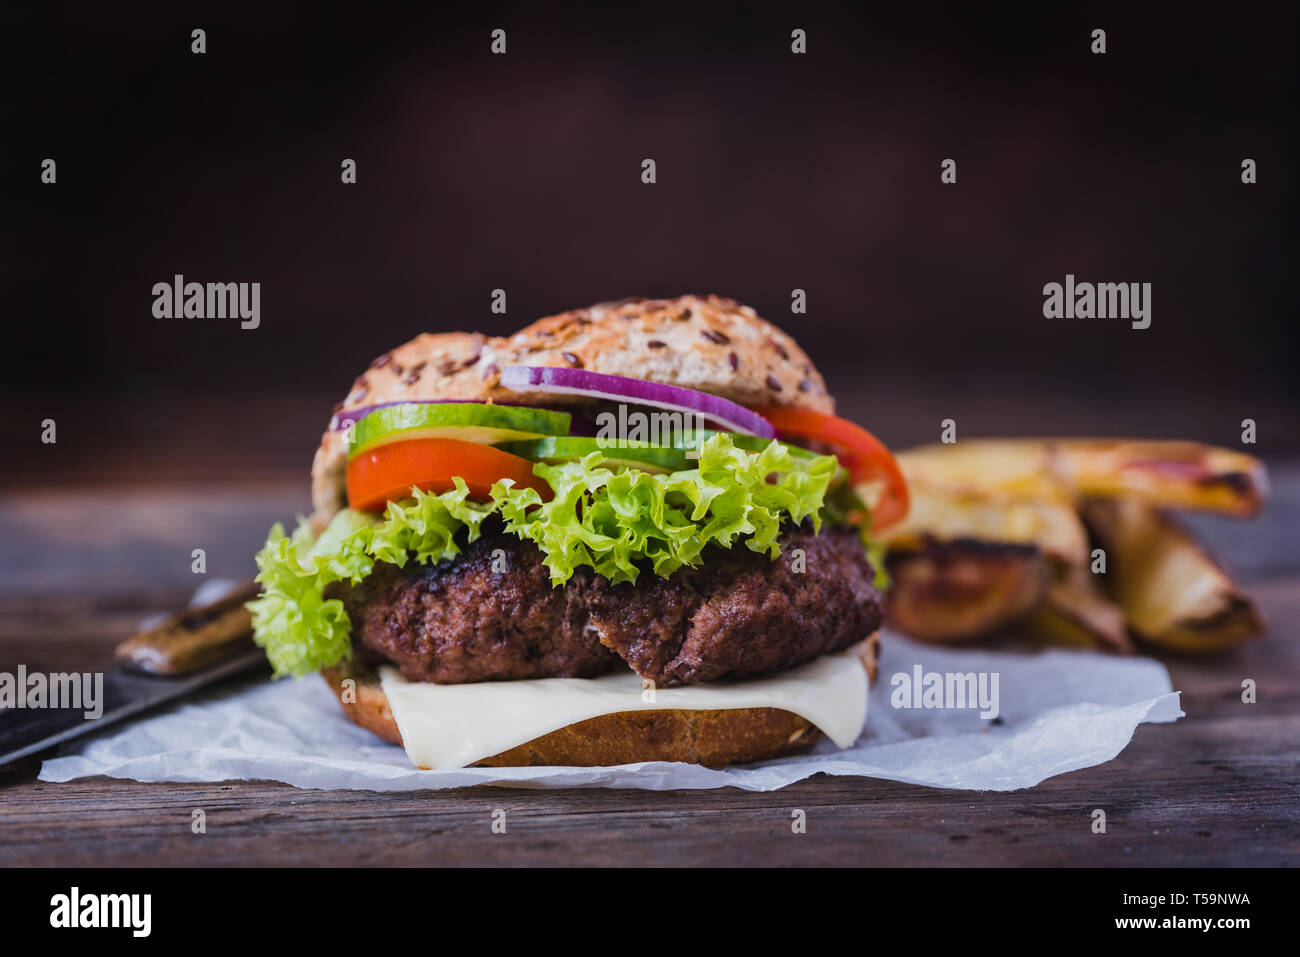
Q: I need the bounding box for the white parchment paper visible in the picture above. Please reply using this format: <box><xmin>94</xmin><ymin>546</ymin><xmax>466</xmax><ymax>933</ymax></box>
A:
<box><xmin>40</xmin><ymin>629</ymin><xmax>1182</xmax><ymax>792</ymax></box>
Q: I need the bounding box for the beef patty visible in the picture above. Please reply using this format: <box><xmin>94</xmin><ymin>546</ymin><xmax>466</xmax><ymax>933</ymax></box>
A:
<box><xmin>585</xmin><ymin>525</ymin><xmax>883</xmax><ymax>684</ymax></box>
<box><xmin>337</xmin><ymin>524</ymin><xmax>883</xmax><ymax>686</ymax></box>
<box><xmin>335</xmin><ymin>535</ymin><xmax>612</xmax><ymax>684</ymax></box>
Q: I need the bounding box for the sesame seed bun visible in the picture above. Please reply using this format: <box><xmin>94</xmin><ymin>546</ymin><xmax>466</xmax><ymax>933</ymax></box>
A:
<box><xmin>506</xmin><ymin>295</ymin><xmax>834</xmax><ymax>414</ymax></box>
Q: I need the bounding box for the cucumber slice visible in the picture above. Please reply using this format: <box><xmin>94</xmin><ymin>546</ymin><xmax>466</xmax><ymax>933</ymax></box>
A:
<box><xmin>496</xmin><ymin>437</ymin><xmax>691</xmax><ymax>473</ymax></box>
<box><xmin>349</xmin><ymin>403</ymin><xmax>571</xmax><ymax>458</ymax></box>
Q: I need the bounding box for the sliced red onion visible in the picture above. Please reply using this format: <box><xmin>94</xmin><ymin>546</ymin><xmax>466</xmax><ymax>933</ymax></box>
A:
<box><xmin>499</xmin><ymin>366</ymin><xmax>776</xmax><ymax>438</ymax></box>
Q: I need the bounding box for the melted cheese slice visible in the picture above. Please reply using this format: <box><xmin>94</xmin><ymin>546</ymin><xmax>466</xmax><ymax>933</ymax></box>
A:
<box><xmin>380</xmin><ymin>644</ymin><xmax>870</xmax><ymax>769</ymax></box>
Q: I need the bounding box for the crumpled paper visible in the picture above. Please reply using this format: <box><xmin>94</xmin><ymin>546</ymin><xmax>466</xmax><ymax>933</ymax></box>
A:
<box><xmin>40</xmin><ymin>630</ymin><xmax>1182</xmax><ymax>792</ymax></box>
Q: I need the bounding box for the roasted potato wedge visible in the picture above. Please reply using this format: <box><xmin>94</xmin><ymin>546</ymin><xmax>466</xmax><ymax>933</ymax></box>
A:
<box><xmin>898</xmin><ymin>439</ymin><xmax>1267</xmax><ymax>517</ymax></box>
<box><xmin>1058</xmin><ymin>441</ymin><xmax>1267</xmax><ymax>517</ymax></box>
<box><xmin>885</xmin><ymin>539</ymin><xmax>1049</xmax><ymax>643</ymax></box>
<box><xmin>897</xmin><ymin>441</ymin><xmax>1069</xmax><ymax>501</ymax></box>
<box><xmin>1082</xmin><ymin>498</ymin><xmax>1265</xmax><ymax>652</ymax></box>
<box><xmin>1024</xmin><ymin>572</ymin><xmax>1133</xmax><ymax>654</ymax></box>
<box><xmin>881</xmin><ymin>485</ymin><xmax>1089</xmax><ymax>566</ymax></box>
<box><xmin>885</xmin><ymin>438</ymin><xmax>1267</xmax><ymax>652</ymax></box>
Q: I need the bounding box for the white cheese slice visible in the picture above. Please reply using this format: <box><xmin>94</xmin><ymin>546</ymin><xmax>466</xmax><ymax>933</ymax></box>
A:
<box><xmin>379</xmin><ymin>644</ymin><xmax>869</xmax><ymax>769</ymax></box>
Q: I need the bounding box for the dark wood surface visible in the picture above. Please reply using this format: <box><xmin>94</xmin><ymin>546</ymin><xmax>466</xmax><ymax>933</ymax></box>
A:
<box><xmin>1</xmin><ymin>473</ymin><xmax>1297</xmax><ymax>867</ymax></box>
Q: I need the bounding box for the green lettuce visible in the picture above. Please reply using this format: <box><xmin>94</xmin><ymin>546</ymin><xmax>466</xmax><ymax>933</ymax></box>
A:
<box><xmin>249</xmin><ymin>434</ymin><xmax>841</xmax><ymax>677</ymax></box>
<box><xmin>492</xmin><ymin>435</ymin><xmax>836</xmax><ymax>585</ymax></box>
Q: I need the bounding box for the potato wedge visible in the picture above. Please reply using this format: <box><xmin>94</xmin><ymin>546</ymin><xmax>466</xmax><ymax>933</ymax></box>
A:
<box><xmin>884</xmin><ymin>539</ymin><xmax>1049</xmax><ymax>643</ymax></box>
<box><xmin>1024</xmin><ymin>572</ymin><xmax>1133</xmax><ymax>654</ymax></box>
<box><xmin>1058</xmin><ymin>440</ymin><xmax>1267</xmax><ymax>517</ymax></box>
<box><xmin>1081</xmin><ymin>498</ymin><xmax>1265</xmax><ymax>652</ymax></box>
<box><xmin>881</xmin><ymin>485</ymin><xmax>1089</xmax><ymax>566</ymax></box>
<box><xmin>898</xmin><ymin>439</ymin><xmax>1267</xmax><ymax>517</ymax></box>
<box><xmin>897</xmin><ymin>440</ymin><xmax>1069</xmax><ymax>501</ymax></box>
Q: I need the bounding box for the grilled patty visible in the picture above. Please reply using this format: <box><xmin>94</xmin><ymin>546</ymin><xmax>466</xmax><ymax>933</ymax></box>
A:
<box><xmin>335</xmin><ymin>534</ymin><xmax>613</xmax><ymax>684</ymax></box>
<box><xmin>337</xmin><ymin>525</ymin><xmax>883</xmax><ymax>686</ymax></box>
<box><xmin>585</xmin><ymin>525</ymin><xmax>883</xmax><ymax>684</ymax></box>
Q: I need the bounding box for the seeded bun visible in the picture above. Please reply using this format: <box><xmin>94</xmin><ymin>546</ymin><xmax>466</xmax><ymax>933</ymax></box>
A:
<box><xmin>322</xmin><ymin>632</ymin><xmax>879</xmax><ymax>769</ymax></box>
<box><xmin>310</xmin><ymin>295</ymin><xmax>833</xmax><ymax>527</ymax></box>
<box><xmin>506</xmin><ymin>295</ymin><xmax>834</xmax><ymax>414</ymax></box>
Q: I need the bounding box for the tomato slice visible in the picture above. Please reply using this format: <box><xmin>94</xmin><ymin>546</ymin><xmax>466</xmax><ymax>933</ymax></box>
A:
<box><xmin>346</xmin><ymin>437</ymin><xmax>550</xmax><ymax>512</ymax></box>
<box><xmin>754</xmin><ymin>407</ymin><xmax>910</xmax><ymax>530</ymax></box>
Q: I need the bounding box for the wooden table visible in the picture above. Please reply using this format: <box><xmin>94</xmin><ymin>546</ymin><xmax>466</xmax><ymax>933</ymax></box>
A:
<box><xmin>1</xmin><ymin>473</ymin><xmax>1297</xmax><ymax>867</ymax></box>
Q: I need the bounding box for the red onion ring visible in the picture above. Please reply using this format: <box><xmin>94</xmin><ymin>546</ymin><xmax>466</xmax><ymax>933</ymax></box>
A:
<box><xmin>498</xmin><ymin>366</ymin><xmax>777</xmax><ymax>438</ymax></box>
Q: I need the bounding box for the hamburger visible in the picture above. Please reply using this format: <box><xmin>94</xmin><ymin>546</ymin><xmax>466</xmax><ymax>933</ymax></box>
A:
<box><xmin>248</xmin><ymin>295</ymin><xmax>909</xmax><ymax>769</ymax></box>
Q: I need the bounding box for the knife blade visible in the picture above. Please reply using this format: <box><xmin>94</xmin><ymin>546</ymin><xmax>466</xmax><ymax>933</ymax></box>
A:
<box><xmin>0</xmin><ymin>581</ymin><xmax>267</xmax><ymax>768</ymax></box>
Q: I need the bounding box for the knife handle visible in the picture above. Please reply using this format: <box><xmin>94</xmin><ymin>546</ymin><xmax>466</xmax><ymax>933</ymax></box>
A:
<box><xmin>115</xmin><ymin>580</ymin><xmax>260</xmax><ymax>675</ymax></box>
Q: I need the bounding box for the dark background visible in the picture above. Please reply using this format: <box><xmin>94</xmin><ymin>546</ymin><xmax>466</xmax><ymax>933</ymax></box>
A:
<box><xmin>4</xmin><ymin>2</ymin><xmax>1296</xmax><ymax>488</ymax></box>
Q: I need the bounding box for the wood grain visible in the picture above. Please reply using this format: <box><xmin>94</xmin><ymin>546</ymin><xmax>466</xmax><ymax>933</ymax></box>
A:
<box><xmin>0</xmin><ymin>477</ymin><xmax>1297</xmax><ymax>867</ymax></box>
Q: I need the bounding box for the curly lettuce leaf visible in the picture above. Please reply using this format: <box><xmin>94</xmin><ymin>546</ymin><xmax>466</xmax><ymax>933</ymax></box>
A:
<box><xmin>248</xmin><ymin>435</ymin><xmax>841</xmax><ymax>677</ymax></box>
<box><xmin>492</xmin><ymin>435</ymin><xmax>837</xmax><ymax>585</ymax></box>
<box><xmin>367</xmin><ymin>480</ymin><xmax>497</xmax><ymax>568</ymax></box>
<box><xmin>247</xmin><ymin>512</ymin><xmax>373</xmax><ymax>679</ymax></box>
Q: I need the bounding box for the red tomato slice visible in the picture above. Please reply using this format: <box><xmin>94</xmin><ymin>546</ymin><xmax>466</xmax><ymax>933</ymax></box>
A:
<box><xmin>754</xmin><ymin>407</ymin><xmax>910</xmax><ymax>530</ymax></box>
<box><xmin>346</xmin><ymin>437</ymin><xmax>550</xmax><ymax>512</ymax></box>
